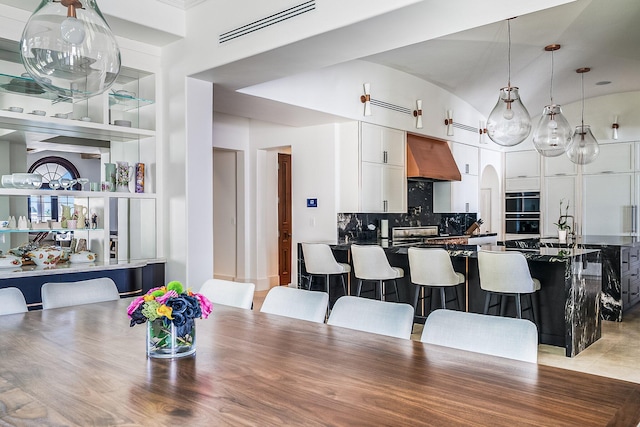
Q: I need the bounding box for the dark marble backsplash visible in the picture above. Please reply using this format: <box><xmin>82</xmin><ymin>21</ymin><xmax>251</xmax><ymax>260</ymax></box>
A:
<box><xmin>338</xmin><ymin>180</ymin><xmax>477</xmax><ymax>242</ymax></box>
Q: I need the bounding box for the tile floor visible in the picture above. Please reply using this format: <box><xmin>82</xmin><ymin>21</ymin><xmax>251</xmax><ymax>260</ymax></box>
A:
<box><xmin>254</xmin><ymin>289</ymin><xmax>640</xmax><ymax>383</ymax></box>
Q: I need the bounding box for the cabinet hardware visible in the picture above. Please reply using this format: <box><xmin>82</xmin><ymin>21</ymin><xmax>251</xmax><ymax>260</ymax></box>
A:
<box><xmin>465</xmin><ymin>202</ymin><xmax>469</xmax><ymax>213</ymax></box>
<box><xmin>465</xmin><ymin>164</ymin><xmax>469</xmax><ymax>174</ymax></box>
<box><xmin>383</xmin><ymin>200</ymin><xmax>388</xmax><ymax>212</ymax></box>
<box><xmin>383</xmin><ymin>151</ymin><xmax>388</xmax><ymax>164</ymax></box>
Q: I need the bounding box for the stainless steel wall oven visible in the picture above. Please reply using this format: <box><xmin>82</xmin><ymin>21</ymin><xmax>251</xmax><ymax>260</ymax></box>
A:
<box><xmin>505</xmin><ymin>192</ymin><xmax>540</xmax><ymax>235</ymax></box>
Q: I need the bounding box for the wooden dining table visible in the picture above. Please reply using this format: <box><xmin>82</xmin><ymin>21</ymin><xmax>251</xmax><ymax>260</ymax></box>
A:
<box><xmin>1</xmin><ymin>298</ymin><xmax>639</xmax><ymax>426</ymax></box>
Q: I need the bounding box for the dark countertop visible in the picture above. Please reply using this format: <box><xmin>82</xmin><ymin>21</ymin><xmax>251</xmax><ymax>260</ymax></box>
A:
<box><xmin>333</xmin><ymin>241</ymin><xmax>599</xmax><ymax>263</ymax></box>
<box><xmin>539</xmin><ymin>235</ymin><xmax>640</xmax><ymax>247</ymax></box>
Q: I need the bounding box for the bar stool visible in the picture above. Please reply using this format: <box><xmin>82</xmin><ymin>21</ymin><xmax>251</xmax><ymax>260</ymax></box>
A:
<box><xmin>301</xmin><ymin>243</ymin><xmax>349</xmax><ymax>302</ymax></box>
<box><xmin>478</xmin><ymin>250</ymin><xmax>540</xmax><ymax>324</ymax></box>
<box><xmin>351</xmin><ymin>244</ymin><xmax>403</xmax><ymax>302</ymax></box>
<box><xmin>408</xmin><ymin>247</ymin><xmax>464</xmax><ymax>315</ymax></box>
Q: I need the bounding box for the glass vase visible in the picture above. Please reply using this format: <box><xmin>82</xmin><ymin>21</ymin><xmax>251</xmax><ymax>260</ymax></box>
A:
<box><xmin>147</xmin><ymin>318</ymin><xmax>196</xmax><ymax>359</ymax></box>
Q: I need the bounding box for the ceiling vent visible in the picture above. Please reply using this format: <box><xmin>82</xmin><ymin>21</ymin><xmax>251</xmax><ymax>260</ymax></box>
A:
<box><xmin>219</xmin><ymin>1</ymin><xmax>316</xmax><ymax>44</ymax></box>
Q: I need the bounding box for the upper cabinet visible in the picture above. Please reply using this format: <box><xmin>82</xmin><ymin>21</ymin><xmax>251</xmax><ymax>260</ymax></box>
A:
<box><xmin>452</xmin><ymin>143</ymin><xmax>479</xmax><ymax>176</ymax></box>
<box><xmin>582</xmin><ymin>143</ymin><xmax>634</xmax><ymax>174</ymax></box>
<box><xmin>544</xmin><ymin>154</ymin><xmax>577</xmax><ymax>176</ymax></box>
<box><xmin>505</xmin><ymin>150</ymin><xmax>540</xmax><ymax>178</ymax></box>
<box><xmin>337</xmin><ymin>122</ymin><xmax>407</xmax><ymax>213</ymax></box>
<box><xmin>360</xmin><ymin>122</ymin><xmax>405</xmax><ymax>166</ymax></box>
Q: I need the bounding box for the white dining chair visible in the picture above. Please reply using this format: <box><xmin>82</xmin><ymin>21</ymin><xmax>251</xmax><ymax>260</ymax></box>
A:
<box><xmin>0</xmin><ymin>287</ymin><xmax>28</xmax><ymax>315</ymax></box>
<box><xmin>302</xmin><ymin>243</ymin><xmax>349</xmax><ymax>301</ymax></box>
<box><xmin>351</xmin><ymin>244</ymin><xmax>403</xmax><ymax>301</ymax></box>
<box><xmin>199</xmin><ymin>279</ymin><xmax>255</xmax><ymax>309</ymax></box>
<box><xmin>327</xmin><ymin>296</ymin><xmax>414</xmax><ymax>339</ymax></box>
<box><xmin>41</xmin><ymin>277</ymin><xmax>120</xmax><ymax>309</ymax></box>
<box><xmin>478</xmin><ymin>250</ymin><xmax>540</xmax><ymax>323</ymax></box>
<box><xmin>421</xmin><ymin>309</ymin><xmax>538</xmax><ymax>363</ymax></box>
<box><xmin>260</xmin><ymin>286</ymin><xmax>329</xmax><ymax>323</ymax></box>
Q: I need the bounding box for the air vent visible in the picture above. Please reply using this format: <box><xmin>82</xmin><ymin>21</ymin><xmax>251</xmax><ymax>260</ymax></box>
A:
<box><xmin>370</xmin><ymin>99</ymin><xmax>412</xmax><ymax>116</ymax></box>
<box><xmin>452</xmin><ymin>122</ymin><xmax>478</xmax><ymax>133</ymax></box>
<box><xmin>219</xmin><ymin>1</ymin><xmax>316</xmax><ymax>44</ymax></box>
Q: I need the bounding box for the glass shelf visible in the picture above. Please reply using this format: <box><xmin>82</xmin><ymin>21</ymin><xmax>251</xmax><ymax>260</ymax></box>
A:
<box><xmin>109</xmin><ymin>93</ymin><xmax>154</xmax><ymax>111</ymax></box>
<box><xmin>0</xmin><ymin>228</ymin><xmax>104</xmax><ymax>234</ymax></box>
<box><xmin>0</xmin><ymin>72</ymin><xmax>71</xmax><ymax>103</ymax></box>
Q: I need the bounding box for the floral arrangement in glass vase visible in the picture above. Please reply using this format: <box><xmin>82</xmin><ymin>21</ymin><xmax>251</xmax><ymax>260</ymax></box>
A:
<box><xmin>127</xmin><ymin>281</ymin><xmax>212</xmax><ymax>358</ymax></box>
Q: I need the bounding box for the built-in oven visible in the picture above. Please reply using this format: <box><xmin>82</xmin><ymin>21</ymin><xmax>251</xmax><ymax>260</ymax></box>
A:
<box><xmin>505</xmin><ymin>192</ymin><xmax>540</xmax><ymax>237</ymax></box>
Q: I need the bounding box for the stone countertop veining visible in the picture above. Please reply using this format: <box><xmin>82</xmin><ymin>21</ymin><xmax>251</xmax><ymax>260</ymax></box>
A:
<box><xmin>539</xmin><ymin>235</ymin><xmax>640</xmax><ymax>247</ymax></box>
<box><xmin>333</xmin><ymin>241</ymin><xmax>598</xmax><ymax>262</ymax></box>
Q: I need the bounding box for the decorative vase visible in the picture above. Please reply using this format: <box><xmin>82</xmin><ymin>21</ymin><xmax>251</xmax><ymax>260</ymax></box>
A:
<box><xmin>147</xmin><ymin>318</ymin><xmax>196</xmax><ymax>359</ymax></box>
<box><xmin>116</xmin><ymin>184</ymin><xmax>130</xmax><ymax>193</ymax></box>
<box><xmin>558</xmin><ymin>229</ymin><xmax>567</xmax><ymax>242</ymax></box>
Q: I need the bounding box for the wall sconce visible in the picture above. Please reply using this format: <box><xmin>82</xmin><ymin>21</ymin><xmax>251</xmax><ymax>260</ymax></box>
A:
<box><xmin>444</xmin><ymin>110</ymin><xmax>454</xmax><ymax>136</ymax></box>
<box><xmin>413</xmin><ymin>100</ymin><xmax>423</xmax><ymax>129</ymax></box>
<box><xmin>479</xmin><ymin>120</ymin><xmax>488</xmax><ymax>144</ymax></box>
<box><xmin>612</xmin><ymin>116</ymin><xmax>619</xmax><ymax>140</ymax></box>
<box><xmin>360</xmin><ymin>83</ymin><xmax>371</xmax><ymax>116</ymax></box>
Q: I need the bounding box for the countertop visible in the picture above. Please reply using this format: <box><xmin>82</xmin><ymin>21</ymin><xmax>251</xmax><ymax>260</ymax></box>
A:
<box><xmin>539</xmin><ymin>235</ymin><xmax>640</xmax><ymax>247</ymax></box>
<box><xmin>0</xmin><ymin>258</ymin><xmax>164</xmax><ymax>279</ymax></box>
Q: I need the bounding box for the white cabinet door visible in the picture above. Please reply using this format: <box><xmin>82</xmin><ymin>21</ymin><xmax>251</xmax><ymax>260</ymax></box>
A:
<box><xmin>361</xmin><ymin>162</ymin><xmax>406</xmax><ymax>213</ymax></box>
<box><xmin>452</xmin><ymin>143</ymin><xmax>479</xmax><ymax>176</ymax></box>
<box><xmin>544</xmin><ymin>176</ymin><xmax>576</xmax><ymax>236</ymax></box>
<box><xmin>544</xmin><ymin>154</ymin><xmax>577</xmax><ymax>176</ymax></box>
<box><xmin>360</xmin><ymin>123</ymin><xmax>405</xmax><ymax>166</ymax></box>
<box><xmin>583</xmin><ymin>143</ymin><xmax>634</xmax><ymax>174</ymax></box>
<box><xmin>383</xmin><ymin>165</ymin><xmax>407</xmax><ymax>212</ymax></box>
<box><xmin>360</xmin><ymin>162</ymin><xmax>384</xmax><ymax>212</ymax></box>
<box><xmin>433</xmin><ymin>175</ymin><xmax>478</xmax><ymax>213</ymax></box>
<box><xmin>506</xmin><ymin>151</ymin><xmax>540</xmax><ymax>178</ymax></box>
<box><xmin>583</xmin><ymin>173</ymin><xmax>635</xmax><ymax>235</ymax></box>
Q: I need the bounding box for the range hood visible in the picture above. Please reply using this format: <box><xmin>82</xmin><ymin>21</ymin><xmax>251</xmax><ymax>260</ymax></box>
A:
<box><xmin>406</xmin><ymin>134</ymin><xmax>461</xmax><ymax>181</ymax></box>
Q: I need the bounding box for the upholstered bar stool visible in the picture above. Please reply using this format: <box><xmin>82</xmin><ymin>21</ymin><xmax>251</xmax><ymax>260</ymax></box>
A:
<box><xmin>478</xmin><ymin>250</ymin><xmax>540</xmax><ymax>324</ymax></box>
<box><xmin>351</xmin><ymin>244</ymin><xmax>403</xmax><ymax>302</ymax></box>
<box><xmin>408</xmin><ymin>247</ymin><xmax>464</xmax><ymax>315</ymax></box>
<box><xmin>301</xmin><ymin>243</ymin><xmax>349</xmax><ymax>303</ymax></box>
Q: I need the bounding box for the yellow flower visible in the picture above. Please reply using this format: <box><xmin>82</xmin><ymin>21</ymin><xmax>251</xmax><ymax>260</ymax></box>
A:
<box><xmin>156</xmin><ymin>305</ymin><xmax>173</xmax><ymax>319</ymax></box>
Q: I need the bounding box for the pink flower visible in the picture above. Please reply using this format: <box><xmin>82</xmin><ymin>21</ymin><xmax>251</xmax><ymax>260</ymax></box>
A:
<box><xmin>127</xmin><ymin>296</ymin><xmax>145</xmax><ymax>317</ymax></box>
<box><xmin>155</xmin><ymin>290</ymin><xmax>178</xmax><ymax>305</ymax></box>
<box><xmin>195</xmin><ymin>293</ymin><xmax>213</xmax><ymax>319</ymax></box>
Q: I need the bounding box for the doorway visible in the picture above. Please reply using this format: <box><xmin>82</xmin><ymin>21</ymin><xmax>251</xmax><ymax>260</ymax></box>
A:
<box><xmin>277</xmin><ymin>153</ymin><xmax>292</xmax><ymax>285</ymax></box>
<box><xmin>213</xmin><ymin>149</ymin><xmax>238</xmax><ymax>281</ymax></box>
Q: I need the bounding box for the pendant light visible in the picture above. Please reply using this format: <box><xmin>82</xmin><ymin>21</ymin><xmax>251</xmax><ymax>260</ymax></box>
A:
<box><xmin>486</xmin><ymin>19</ymin><xmax>532</xmax><ymax>147</ymax></box>
<box><xmin>566</xmin><ymin>68</ymin><xmax>599</xmax><ymax>165</ymax></box>
<box><xmin>20</xmin><ymin>0</ymin><xmax>121</xmax><ymax>100</ymax></box>
<box><xmin>532</xmin><ymin>44</ymin><xmax>573</xmax><ymax>157</ymax></box>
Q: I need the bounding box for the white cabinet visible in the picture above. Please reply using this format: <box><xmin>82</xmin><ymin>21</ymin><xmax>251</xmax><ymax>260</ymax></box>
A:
<box><xmin>452</xmin><ymin>143</ymin><xmax>479</xmax><ymax>176</ymax></box>
<box><xmin>583</xmin><ymin>143</ymin><xmax>633</xmax><ymax>174</ymax></box>
<box><xmin>544</xmin><ymin>176</ymin><xmax>576</xmax><ymax>236</ymax></box>
<box><xmin>433</xmin><ymin>175</ymin><xmax>479</xmax><ymax>213</ymax></box>
<box><xmin>506</xmin><ymin>151</ymin><xmax>540</xmax><ymax>178</ymax></box>
<box><xmin>337</xmin><ymin>122</ymin><xmax>406</xmax><ymax>213</ymax></box>
<box><xmin>544</xmin><ymin>154</ymin><xmax>577</xmax><ymax>176</ymax></box>
<box><xmin>583</xmin><ymin>173</ymin><xmax>635</xmax><ymax>236</ymax></box>
<box><xmin>433</xmin><ymin>142</ymin><xmax>479</xmax><ymax>213</ymax></box>
<box><xmin>360</xmin><ymin>122</ymin><xmax>405</xmax><ymax>166</ymax></box>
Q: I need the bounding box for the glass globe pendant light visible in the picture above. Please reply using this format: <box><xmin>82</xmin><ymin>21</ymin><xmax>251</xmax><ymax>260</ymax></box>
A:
<box><xmin>566</xmin><ymin>68</ymin><xmax>599</xmax><ymax>165</ymax></box>
<box><xmin>486</xmin><ymin>19</ymin><xmax>532</xmax><ymax>147</ymax></box>
<box><xmin>533</xmin><ymin>44</ymin><xmax>573</xmax><ymax>157</ymax></box>
<box><xmin>20</xmin><ymin>0</ymin><xmax>121</xmax><ymax>100</ymax></box>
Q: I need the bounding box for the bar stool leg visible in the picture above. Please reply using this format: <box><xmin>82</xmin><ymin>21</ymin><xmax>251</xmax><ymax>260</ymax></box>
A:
<box><xmin>392</xmin><ymin>280</ymin><xmax>399</xmax><ymax>302</ymax></box>
<box><xmin>379</xmin><ymin>280</ymin><xmax>384</xmax><ymax>301</ymax></box>
<box><xmin>483</xmin><ymin>293</ymin><xmax>491</xmax><ymax>315</ymax></box>
<box><xmin>515</xmin><ymin>294</ymin><xmax>523</xmax><ymax>319</ymax></box>
<box><xmin>356</xmin><ymin>279</ymin><xmax>363</xmax><ymax>297</ymax></box>
<box><xmin>440</xmin><ymin>287</ymin><xmax>447</xmax><ymax>309</ymax></box>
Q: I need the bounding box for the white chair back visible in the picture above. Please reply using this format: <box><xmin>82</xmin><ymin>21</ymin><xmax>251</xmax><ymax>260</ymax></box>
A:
<box><xmin>302</xmin><ymin>243</ymin><xmax>344</xmax><ymax>275</ymax></box>
<box><xmin>421</xmin><ymin>309</ymin><xmax>538</xmax><ymax>363</ymax></box>
<box><xmin>478</xmin><ymin>250</ymin><xmax>537</xmax><ymax>294</ymax></box>
<box><xmin>0</xmin><ymin>287</ymin><xmax>28</xmax><ymax>315</ymax></box>
<box><xmin>41</xmin><ymin>278</ymin><xmax>119</xmax><ymax>309</ymax></box>
<box><xmin>199</xmin><ymin>279</ymin><xmax>255</xmax><ymax>309</ymax></box>
<box><xmin>327</xmin><ymin>296</ymin><xmax>414</xmax><ymax>339</ymax></box>
<box><xmin>408</xmin><ymin>247</ymin><xmax>463</xmax><ymax>286</ymax></box>
<box><xmin>351</xmin><ymin>244</ymin><xmax>401</xmax><ymax>280</ymax></box>
<box><xmin>260</xmin><ymin>286</ymin><xmax>328</xmax><ymax>323</ymax></box>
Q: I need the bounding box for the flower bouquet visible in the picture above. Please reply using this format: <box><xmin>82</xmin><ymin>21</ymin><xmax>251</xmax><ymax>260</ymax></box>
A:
<box><xmin>127</xmin><ymin>281</ymin><xmax>212</xmax><ymax>358</ymax></box>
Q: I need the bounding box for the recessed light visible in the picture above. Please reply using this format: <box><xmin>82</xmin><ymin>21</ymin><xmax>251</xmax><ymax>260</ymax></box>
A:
<box><xmin>595</xmin><ymin>81</ymin><xmax>611</xmax><ymax>85</ymax></box>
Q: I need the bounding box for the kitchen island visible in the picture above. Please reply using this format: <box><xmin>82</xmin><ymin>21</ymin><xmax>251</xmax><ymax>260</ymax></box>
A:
<box><xmin>298</xmin><ymin>243</ymin><xmax>601</xmax><ymax>357</ymax></box>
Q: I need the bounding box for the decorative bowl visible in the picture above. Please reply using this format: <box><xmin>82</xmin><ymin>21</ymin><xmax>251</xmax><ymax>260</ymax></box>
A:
<box><xmin>114</xmin><ymin>119</ymin><xmax>132</xmax><ymax>127</ymax></box>
<box><xmin>31</xmin><ymin>110</ymin><xmax>46</xmax><ymax>116</ymax></box>
<box><xmin>8</xmin><ymin>106</ymin><xmax>23</xmax><ymax>113</ymax></box>
<box><xmin>0</xmin><ymin>254</ymin><xmax>22</xmax><ymax>269</ymax></box>
<box><xmin>70</xmin><ymin>251</ymin><xmax>96</xmax><ymax>263</ymax></box>
<box><xmin>26</xmin><ymin>247</ymin><xmax>63</xmax><ymax>266</ymax></box>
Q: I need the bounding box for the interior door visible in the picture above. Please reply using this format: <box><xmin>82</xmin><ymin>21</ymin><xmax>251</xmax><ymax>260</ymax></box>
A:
<box><xmin>278</xmin><ymin>153</ymin><xmax>292</xmax><ymax>285</ymax></box>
